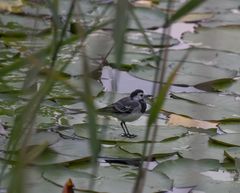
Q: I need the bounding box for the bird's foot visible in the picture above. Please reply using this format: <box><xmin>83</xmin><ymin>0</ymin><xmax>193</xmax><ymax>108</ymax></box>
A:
<box><xmin>121</xmin><ymin>133</ymin><xmax>137</xmax><ymax>138</ymax></box>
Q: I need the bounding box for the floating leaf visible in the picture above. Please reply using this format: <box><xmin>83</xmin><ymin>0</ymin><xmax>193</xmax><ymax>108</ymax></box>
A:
<box><xmin>44</xmin><ymin>165</ymin><xmax>172</xmax><ymax>193</ymax></box>
<box><xmin>100</xmin><ymin>144</ymin><xmax>141</xmax><ymax>159</ymax></box>
<box><xmin>125</xmin><ymin>31</ymin><xmax>179</xmax><ymax>47</ymax></box>
<box><xmin>167</xmin><ymin>114</ymin><xmax>218</xmax><ymax>129</ymax></box>
<box><xmin>179</xmin><ymin>12</ymin><xmax>213</xmax><ymax>22</ymax></box>
<box><xmin>211</xmin><ymin>134</ymin><xmax>240</xmax><ymax>146</ymax></box>
<box><xmin>219</xmin><ymin>122</ymin><xmax>240</xmax><ymax>133</ymax></box>
<box><xmin>74</xmin><ymin>123</ymin><xmax>187</xmax><ymax>143</ymax></box>
<box><xmin>155</xmin><ymin>158</ymin><xmax>220</xmax><ymax>187</ymax></box>
<box><xmin>224</xmin><ymin>147</ymin><xmax>240</xmax><ymax>160</ymax></box>
<box><xmin>158</xmin><ymin>48</ymin><xmax>240</xmax><ymax>72</ymax></box>
<box><xmin>85</xmin><ymin>31</ymin><xmax>113</xmax><ymax>59</ymax></box>
<box><xmin>119</xmin><ymin>141</ymin><xmax>179</xmax><ymax>158</ymax></box>
<box><xmin>129</xmin><ymin>61</ymin><xmax>235</xmax><ymax>86</ymax></box>
<box><xmin>17</xmin><ymin>132</ymin><xmax>60</xmax><ymax>150</ymax></box>
<box><xmin>183</xmin><ymin>26</ymin><xmax>240</xmax><ymax>54</ymax></box>
<box><xmin>191</xmin><ymin>171</ymin><xmax>240</xmax><ymax>193</ymax></box>
<box><xmin>194</xmin><ymin>78</ymin><xmax>236</xmax><ymax>92</ymax></box>
<box><xmin>157</xmin><ymin>0</ymin><xmax>240</xmax><ymax>13</ymax></box>
<box><xmin>163</xmin><ymin>98</ymin><xmax>238</xmax><ymax>121</ymax></box>
<box><xmin>178</xmin><ymin>133</ymin><xmax>226</xmax><ymax>162</ymax></box>
<box><xmin>202</xmin><ymin>12</ymin><xmax>240</xmax><ymax>27</ymax></box>
<box><xmin>92</xmin><ymin>5</ymin><xmax>166</xmax><ymax>29</ymax></box>
<box><xmin>49</xmin><ymin>139</ymin><xmax>92</xmax><ymax>158</ymax></box>
<box><xmin>170</xmin><ymin>92</ymin><xmax>240</xmax><ymax>116</ymax></box>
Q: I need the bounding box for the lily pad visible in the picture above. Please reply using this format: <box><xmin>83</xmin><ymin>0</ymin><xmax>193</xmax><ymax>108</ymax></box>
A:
<box><xmin>178</xmin><ymin>133</ymin><xmax>226</xmax><ymax>162</ymax></box>
<box><xmin>100</xmin><ymin>144</ymin><xmax>141</xmax><ymax>159</ymax></box>
<box><xmin>74</xmin><ymin>123</ymin><xmax>187</xmax><ymax>142</ymax></box>
<box><xmin>50</xmin><ymin>77</ymin><xmax>103</xmax><ymax>98</ymax></box>
<box><xmin>191</xmin><ymin>172</ymin><xmax>240</xmax><ymax>193</ymax></box>
<box><xmin>154</xmin><ymin>158</ymin><xmax>220</xmax><ymax>187</ymax></box>
<box><xmin>129</xmin><ymin>61</ymin><xmax>235</xmax><ymax>86</ymax></box>
<box><xmin>107</xmin><ymin>52</ymin><xmax>151</xmax><ymax>67</ymax></box>
<box><xmin>221</xmin><ymin>79</ymin><xmax>240</xmax><ymax>95</ymax></box>
<box><xmin>85</xmin><ymin>31</ymin><xmax>113</xmax><ymax>59</ymax></box>
<box><xmin>44</xmin><ymin>165</ymin><xmax>172</xmax><ymax>193</ymax></box>
<box><xmin>163</xmin><ymin>98</ymin><xmax>238</xmax><ymax>121</ymax></box>
<box><xmin>119</xmin><ymin>141</ymin><xmax>180</xmax><ymax>158</ymax></box>
<box><xmin>92</xmin><ymin>5</ymin><xmax>166</xmax><ymax>29</ymax></box>
<box><xmin>210</xmin><ymin>134</ymin><xmax>240</xmax><ymax>146</ymax></box>
<box><xmin>119</xmin><ymin>133</ymin><xmax>226</xmax><ymax>161</ymax></box>
<box><xmin>49</xmin><ymin>139</ymin><xmax>92</xmax><ymax>158</ymax></box>
<box><xmin>170</xmin><ymin>92</ymin><xmax>240</xmax><ymax>116</ymax></box>
<box><xmin>219</xmin><ymin>122</ymin><xmax>240</xmax><ymax>133</ymax></box>
<box><xmin>161</xmin><ymin>48</ymin><xmax>240</xmax><ymax>72</ymax></box>
<box><xmin>194</xmin><ymin>78</ymin><xmax>236</xmax><ymax>92</ymax></box>
<box><xmin>17</xmin><ymin>132</ymin><xmax>60</xmax><ymax>151</ymax></box>
<box><xmin>179</xmin><ymin>12</ymin><xmax>214</xmax><ymax>23</ymax></box>
<box><xmin>202</xmin><ymin>12</ymin><xmax>240</xmax><ymax>27</ymax></box>
<box><xmin>0</xmin><ymin>141</ymin><xmax>91</xmax><ymax>165</ymax></box>
<box><xmin>224</xmin><ymin>147</ymin><xmax>240</xmax><ymax>160</ymax></box>
<box><xmin>157</xmin><ymin>0</ymin><xmax>240</xmax><ymax>13</ymax></box>
<box><xmin>125</xmin><ymin>31</ymin><xmax>179</xmax><ymax>47</ymax></box>
<box><xmin>183</xmin><ymin>26</ymin><xmax>240</xmax><ymax>54</ymax></box>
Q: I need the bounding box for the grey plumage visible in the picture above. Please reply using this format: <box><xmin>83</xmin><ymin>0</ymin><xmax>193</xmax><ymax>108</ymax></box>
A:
<box><xmin>99</xmin><ymin>89</ymin><xmax>149</xmax><ymax>138</ymax></box>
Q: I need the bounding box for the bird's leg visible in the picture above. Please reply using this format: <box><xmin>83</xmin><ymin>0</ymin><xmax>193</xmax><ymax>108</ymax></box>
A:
<box><xmin>120</xmin><ymin>121</ymin><xmax>137</xmax><ymax>138</ymax></box>
<box><xmin>120</xmin><ymin>121</ymin><xmax>128</xmax><ymax>137</ymax></box>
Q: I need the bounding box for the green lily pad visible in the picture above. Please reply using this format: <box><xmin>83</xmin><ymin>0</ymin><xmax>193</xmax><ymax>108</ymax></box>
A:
<box><xmin>202</xmin><ymin>12</ymin><xmax>240</xmax><ymax>27</ymax></box>
<box><xmin>100</xmin><ymin>144</ymin><xmax>141</xmax><ymax>159</ymax></box>
<box><xmin>170</xmin><ymin>92</ymin><xmax>240</xmax><ymax>116</ymax></box>
<box><xmin>129</xmin><ymin>61</ymin><xmax>235</xmax><ymax>86</ymax></box>
<box><xmin>62</xmin><ymin>57</ymin><xmax>101</xmax><ymax>76</ymax></box>
<box><xmin>161</xmin><ymin>48</ymin><xmax>240</xmax><ymax>72</ymax></box>
<box><xmin>17</xmin><ymin>132</ymin><xmax>60</xmax><ymax>150</ymax></box>
<box><xmin>50</xmin><ymin>77</ymin><xmax>103</xmax><ymax>98</ymax></box>
<box><xmin>0</xmin><ymin>141</ymin><xmax>91</xmax><ymax>165</ymax></box>
<box><xmin>0</xmin><ymin>131</ymin><xmax>60</xmax><ymax>150</ymax></box>
<box><xmin>44</xmin><ymin>165</ymin><xmax>172</xmax><ymax>193</ymax></box>
<box><xmin>120</xmin><ymin>133</ymin><xmax>226</xmax><ymax>162</ymax></box>
<box><xmin>74</xmin><ymin>123</ymin><xmax>187</xmax><ymax>143</ymax></box>
<box><xmin>224</xmin><ymin>147</ymin><xmax>240</xmax><ymax>160</ymax></box>
<box><xmin>107</xmin><ymin>52</ymin><xmax>151</xmax><ymax>67</ymax></box>
<box><xmin>157</xmin><ymin>0</ymin><xmax>240</xmax><ymax>13</ymax></box>
<box><xmin>92</xmin><ymin>5</ymin><xmax>166</xmax><ymax>29</ymax></box>
<box><xmin>221</xmin><ymin>79</ymin><xmax>240</xmax><ymax>95</ymax></box>
<box><xmin>219</xmin><ymin>122</ymin><xmax>240</xmax><ymax>133</ymax></box>
<box><xmin>119</xmin><ymin>141</ymin><xmax>179</xmax><ymax>158</ymax></box>
<box><xmin>154</xmin><ymin>158</ymin><xmax>220</xmax><ymax>187</ymax></box>
<box><xmin>183</xmin><ymin>26</ymin><xmax>240</xmax><ymax>54</ymax></box>
<box><xmin>194</xmin><ymin>78</ymin><xmax>236</xmax><ymax>92</ymax></box>
<box><xmin>191</xmin><ymin>172</ymin><xmax>240</xmax><ymax>193</ymax></box>
<box><xmin>210</xmin><ymin>134</ymin><xmax>240</xmax><ymax>146</ymax></box>
<box><xmin>178</xmin><ymin>133</ymin><xmax>226</xmax><ymax>162</ymax></box>
<box><xmin>85</xmin><ymin>31</ymin><xmax>113</xmax><ymax>59</ymax></box>
<box><xmin>49</xmin><ymin>139</ymin><xmax>91</xmax><ymax>158</ymax></box>
<box><xmin>125</xmin><ymin>31</ymin><xmax>179</xmax><ymax>47</ymax></box>
<box><xmin>163</xmin><ymin>98</ymin><xmax>238</xmax><ymax>121</ymax></box>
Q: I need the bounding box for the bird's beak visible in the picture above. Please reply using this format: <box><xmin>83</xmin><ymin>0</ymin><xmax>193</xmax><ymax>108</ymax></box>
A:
<box><xmin>144</xmin><ymin>95</ymin><xmax>154</xmax><ymax>104</ymax></box>
<box><xmin>144</xmin><ymin>94</ymin><xmax>153</xmax><ymax>99</ymax></box>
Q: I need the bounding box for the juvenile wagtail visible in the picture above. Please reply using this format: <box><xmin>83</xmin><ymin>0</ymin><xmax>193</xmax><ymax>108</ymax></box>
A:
<box><xmin>99</xmin><ymin>89</ymin><xmax>151</xmax><ymax>138</ymax></box>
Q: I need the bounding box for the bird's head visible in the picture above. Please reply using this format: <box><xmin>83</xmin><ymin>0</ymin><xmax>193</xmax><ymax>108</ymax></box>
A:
<box><xmin>130</xmin><ymin>89</ymin><xmax>153</xmax><ymax>102</ymax></box>
<box><xmin>130</xmin><ymin>89</ymin><xmax>144</xmax><ymax>101</ymax></box>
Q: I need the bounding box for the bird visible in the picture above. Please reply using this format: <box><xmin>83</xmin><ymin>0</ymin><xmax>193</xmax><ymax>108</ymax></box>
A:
<box><xmin>99</xmin><ymin>89</ymin><xmax>151</xmax><ymax>138</ymax></box>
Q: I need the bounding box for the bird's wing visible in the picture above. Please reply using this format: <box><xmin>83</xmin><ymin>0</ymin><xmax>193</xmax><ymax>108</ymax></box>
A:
<box><xmin>113</xmin><ymin>97</ymin><xmax>139</xmax><ymax>113</ymax></box>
